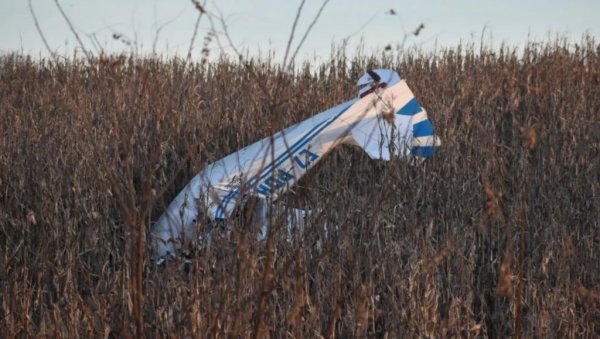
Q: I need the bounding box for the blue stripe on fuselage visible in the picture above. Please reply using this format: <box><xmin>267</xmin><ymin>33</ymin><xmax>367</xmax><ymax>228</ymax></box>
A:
<box><xmin>215</xmin><ymin>102</ymin><xmax>354</xmax><ymax>218</ymax></box>
<box><xmin>396</xmin><ymin>97</ymin><xmax>421</xmax><ymax>116</ymax></box>
<box><xmin>413</xmin><ymin>120</ymin><xmax>435</xmax><ymax>138</ymax></box>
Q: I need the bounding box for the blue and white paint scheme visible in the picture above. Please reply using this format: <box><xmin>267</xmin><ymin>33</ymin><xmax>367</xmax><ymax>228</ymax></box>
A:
<box><xmin>151</xmin><ymin>69</ymin><xmax>440</xmax><ymax>260</ymax></box>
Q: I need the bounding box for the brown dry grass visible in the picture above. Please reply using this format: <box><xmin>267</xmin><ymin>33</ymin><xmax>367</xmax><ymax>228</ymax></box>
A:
<box><xmin>1</xmin><ymin>38</ymin><xmax>599</xmax><ymax>337</ymax></box>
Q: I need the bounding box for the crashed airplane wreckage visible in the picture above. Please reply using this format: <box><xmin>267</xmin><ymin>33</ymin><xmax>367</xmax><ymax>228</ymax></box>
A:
<box><xmin>151</xmin><ymin>69</ymin><xmax>441</xmax><ymax>263</ymax></box>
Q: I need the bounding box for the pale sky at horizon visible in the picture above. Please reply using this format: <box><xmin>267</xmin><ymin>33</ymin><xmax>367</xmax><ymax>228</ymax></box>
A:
<box><xmin>1</xmin><ymin>0</ymin><xmax>599</xmax><ymax>63</ymax></box>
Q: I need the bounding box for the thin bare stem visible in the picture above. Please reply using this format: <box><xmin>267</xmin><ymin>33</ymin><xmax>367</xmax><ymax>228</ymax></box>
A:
<box><xmin>153</xmin><ymin>5</ymin><xmax>187</xmax><ymax>57</ymax></box>
<box><xmin>288</xmin><ymin>0</ymin><xmax>331</xmax><ymax>69</ymax></box>
<box><xmin>187</xmin><ymin>0</ymin><xmax>208</xmax><ymax>61</ymax></box>
<box><xmin>282</xmin><ymin>0</ymin><xmax>306</xmax><ymax>69</ymax></box>
<box><xmin>53</xmin><ymin>0</ymin><xmax>92</xmax><ymax>61</ymax></box>
<box><xmin>28</xmin><ymin>0</ymin><xmax>56</xmax><ymax>59</ymax></box>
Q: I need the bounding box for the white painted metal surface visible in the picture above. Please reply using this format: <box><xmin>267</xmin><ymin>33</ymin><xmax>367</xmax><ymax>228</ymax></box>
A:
<box><xmin>151</xmin><ymin>69</ymin><xmax>440</xmax><ymax>261</ymax></box>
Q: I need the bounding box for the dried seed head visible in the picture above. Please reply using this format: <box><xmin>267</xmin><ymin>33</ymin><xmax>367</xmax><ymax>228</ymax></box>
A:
<box><xmin>26</xmin><ymin>210</ymin><xmax>37</xmax><ymax>225</ymax></box>
<box><xmin>526</xmin><ymin>128</ymin><xmax>537</xmax><ymax>150</ymax></box>
<box><xmin>497</xmin><ymin>249</ymin><xmax>513</xmax><ymax>297</ymax></box>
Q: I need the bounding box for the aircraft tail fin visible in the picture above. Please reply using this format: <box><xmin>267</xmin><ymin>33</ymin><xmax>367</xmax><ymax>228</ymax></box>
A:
<box><xmin>350</xmin><ymin>72</ymin><xmax>441</xmax><ymax>160</ymax></box>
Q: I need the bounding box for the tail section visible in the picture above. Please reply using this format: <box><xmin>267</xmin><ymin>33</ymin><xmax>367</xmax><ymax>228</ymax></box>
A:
<box><xmin>357</xmin><ymin>69</ymin><xmax>401</xmax><ymax>98</ymax></box>
<box><xmin>350</xmin><ymin>69</ymin><xmax>441</xmax><ymax>160</ymax></box>
<box><xmin>408</xmin><ymin>107</ymin><xmax>441</xmax><ymax>158</ymax></box>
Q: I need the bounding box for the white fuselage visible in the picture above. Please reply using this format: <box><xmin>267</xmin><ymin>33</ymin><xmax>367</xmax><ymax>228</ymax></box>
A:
<box><xmin>152</xmin><ymin>74</ymin><xmax>439</xmax><ymax>259</ymax></box>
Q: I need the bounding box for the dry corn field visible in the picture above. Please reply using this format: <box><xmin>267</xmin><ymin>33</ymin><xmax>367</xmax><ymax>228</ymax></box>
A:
<box><xmin>1</xmin><ymin>39</ymin><xmax>599</xmax><ymax>337</ymax></box>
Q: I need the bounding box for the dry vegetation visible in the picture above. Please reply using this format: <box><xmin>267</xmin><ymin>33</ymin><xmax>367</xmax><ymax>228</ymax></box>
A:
<box><xmin>1</xmin><ymin>38</ymin><xmax>599</xmax><ymax>337</ymax></box>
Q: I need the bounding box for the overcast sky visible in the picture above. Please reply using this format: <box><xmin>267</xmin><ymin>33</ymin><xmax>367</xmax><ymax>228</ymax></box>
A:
<box><xmin>1</xmin><ymin>0</ymin><xmax>599</xmax><ymax>62</ymax></box>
